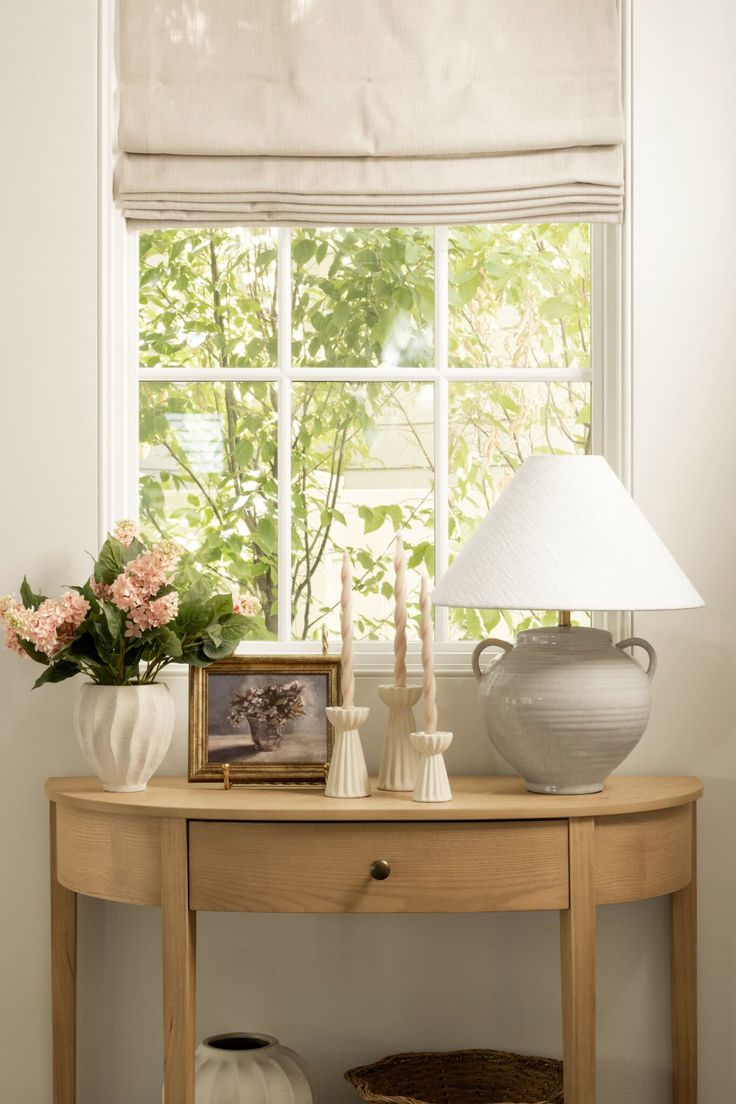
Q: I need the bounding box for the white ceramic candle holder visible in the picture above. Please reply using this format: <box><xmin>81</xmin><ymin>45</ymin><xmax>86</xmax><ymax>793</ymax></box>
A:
<box><xmin>324</xmin><ymin>706</ymin><xmax>371</xmax><ymax>798</ymax></box>
<box><xmin>377</xmin><ymin>685</ymin><xmax>422</xmax><ymax>791</ymax></box>
<box><xmin>409</xmin><ymin>730</ymin><xmax>453</xmax><ymax>803</ymax></box>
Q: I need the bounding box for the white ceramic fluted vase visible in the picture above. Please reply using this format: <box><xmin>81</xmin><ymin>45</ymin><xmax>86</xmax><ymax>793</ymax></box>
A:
<box><xmin>409</xmin><ymin>731</ymin><xmax>453</xmax><ymax>803</ymax></box>
<box><xmin>193</xmin><ymin>1033</ymin><xmax>318</xmax><ymax>1104</ymax></box>
<box><xmin>74</xmin><ymin>683</ymin><xmax>175</xmax><ymax>792</ymax></box>
<box><xmin>377</xmin><ymin>685</ymin><xmax>422</xmax><ymax>791</ymax></box>
<box><xmin>324</xmin><ymin>706</ymin><xmax>371</xmax><ymax>798</ymax></box>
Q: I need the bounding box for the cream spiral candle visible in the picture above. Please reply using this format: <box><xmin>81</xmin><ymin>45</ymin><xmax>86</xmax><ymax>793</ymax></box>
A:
<box><xmin>340</xmin><ymin>551</ymin><xmax>355</xmax><ymax>708</ymax></box>
<box><xmin>419</xmin><ymin>573</ymin><xmax>437</xmax><ymax>733</ymax></box>
<box><xmin>393</xmin><ymin>534</ymin><xmax>407</xmax><ymax>687</ymax></box>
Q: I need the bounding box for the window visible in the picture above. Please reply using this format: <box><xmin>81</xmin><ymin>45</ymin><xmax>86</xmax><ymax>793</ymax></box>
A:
<box><xmin>134</xmin><ymin>223</ymin><xmax>611</xmax><ymax>654</ymax></box>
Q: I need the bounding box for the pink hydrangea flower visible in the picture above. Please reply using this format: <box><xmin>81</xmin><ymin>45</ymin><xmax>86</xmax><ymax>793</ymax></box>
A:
<box><xmin>3</xmin><ymin>598</ymin><xmax>37</xmax><ymax>640</ymax></box>
<box><xmin>2</xmin><ymin>592</ymin><xmax>89</xmax><ymax>658</ymax></box>
<box><xmin>232</xmin><ymin>593</ymin><xmax>260</xmax><ymax>617</ymax></box>
<box><xmin>113</xmin><ymin>519</ymin><xmax>138</xmax><ymax>547</ymax></box>
<box><xmin>109</xmin><ymin>573</ymin><xmax>141</xmax><ymax>612</ymax></box>
<box><xmin>55</xmin><ymin>592</ymin><xmax>90</xmax><ymax>647</ymax></box>
<box><xmin>124</xmin><ymin>592</ymin><xmax>179</xmax><ymax>638</ymax></box>
<box><xmin>109</xmin><ymin>540</ymin><xmax>182</xmax><ymax>621</ymax></box>
<box><xmin>89</xmin><ymin>578</ymin><xmax>113</xmax><ymax>602</ymax></box>
<box><xmin>5</xmin><ymin>627</ymin><xmax>26</xmax><ymax>657</ymax></box>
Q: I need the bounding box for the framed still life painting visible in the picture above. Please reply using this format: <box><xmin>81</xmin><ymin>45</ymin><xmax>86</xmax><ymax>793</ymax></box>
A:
<box><xmin>188</xmin><ymin>655</ymin><xmax>340</xmax><ymax>784</ymax></box>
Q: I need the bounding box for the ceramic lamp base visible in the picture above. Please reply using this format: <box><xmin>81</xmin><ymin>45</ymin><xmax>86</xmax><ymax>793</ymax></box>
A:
<box><xmin>377</xmin><ymin>685</ymin><xmax>422</xmax><ymax>791</ymax></box>
<box><xmin>409</xmin><ymin>731</ymin><xmax>453</xmax><ymax>803</ymax></box>
<box><xmin>325</xmin><ymin>706</ymin><xmax>371</xmax><ymax>798</ymax></box>
<box><xmin>527</xmin><ymin>780</ymin><xmax>604</xmax><ymax>796</ymax></box>
<box><xmin>472</xmin><ymin>627</ymin><xmax>657</xmax><ymax>795</ymax></box>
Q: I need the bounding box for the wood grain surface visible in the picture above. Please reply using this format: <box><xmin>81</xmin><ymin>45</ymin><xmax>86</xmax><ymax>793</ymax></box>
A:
<box><xmin>45</xmin><ymin>775</ymin><xmax>703</xmax><ymax>821</ymax></box>
<box><xmin>50</xmin><ymin>804</ymin><xmax>77</xmax><ymax>1104</ymax></box>
<box><xmin>594</xmin><ymin>804</ymin><xmax>693</xmax><ymax>904</ymax></box>
<box><xmin>560</xmin><ymin>817</ymin><xmax>596</xmax><ymax>1104</ymax></box>
<box><xmin>189</xmin><ymin>820</ymin><xmax>570</xmax><ymax>913</ymax></box>
<box><xmin>56</xmin><ymin>804</ymin><xmax>161</xmax><ymax>906</ymax></box>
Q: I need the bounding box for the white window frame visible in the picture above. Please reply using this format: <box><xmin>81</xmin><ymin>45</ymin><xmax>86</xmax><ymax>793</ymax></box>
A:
<box><xmin>97</xmin><ymin>0</ymin><xmax>632</xmax><ymax>676</ymax></box>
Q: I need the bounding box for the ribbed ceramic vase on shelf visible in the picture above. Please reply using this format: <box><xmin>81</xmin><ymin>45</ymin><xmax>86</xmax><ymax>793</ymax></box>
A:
<box><xmin>324</xmin><ymin>705</ymin><xmax>371</xmax><ymax>798</ymax></box>
<box><xmin>194</xmin><ymin>1033</ymin><xmax>318</xmax><ymax>1104</ymax></box>
<box><xmin>377</xmin><ymin>685</ymin><xmax>421</xmax><ymax>791</ymax></box>
<box><xmin>74</xmin><ymin>683</ymin><xmax>175</xmax><ymax>792</ymax></box>
<box><xmin>409</xmin><ymin>731</ymin><xmax>453</xmax><ymax>803</ymax></box>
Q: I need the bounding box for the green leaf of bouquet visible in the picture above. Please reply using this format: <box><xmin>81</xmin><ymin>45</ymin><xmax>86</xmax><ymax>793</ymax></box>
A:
<box><xmin>202</xmin><ymin>637</ymin><xmax>237</xmax><ymax>660</ymax></box>
<box><xmin>180</xmin><ymin>643</ymin><xmax>212</xmax><ymax>667</ymax></box>
<box><xmin>210</xmin><ymin>593</ymin><xmax>236</xmax><ymax>620</ymax></box>
<box><xmin>126</xmin><ymin>536</ymin><xmax>147</xmax><ymax>558</ymax></box>
<box><xmin>75</xmin><ymin>580</ymin><xmax>99</xmax><ymax>607</ymax></box>
<box><xmin>33</xmin><ymin>660</ymin><xmax>79</xmax><ymax>689</ymax></box>
<box><xmin>100</xmin><ymin>601</ymin><xmax>124</xmax><ymax>640</ymax></box>
<box><xmin>65</xmin><ymin>634</ymin><xmax>106</xmax><ymax>669</ymax></box>
<box><xmin>161</xmin><ymin>630</ymin><xmax>183</xmax><ymax>659</ymax></box>
<box><xmin>174</xmin><ymin>576</ymin><xmax>214</xmax><ymax>637</ymax></box>
<box><xmin>219</xmin><ymin>617</ymin><xmax>249</xmax><ymax>643</ymax></box>
<box><xmin>94</xmin><ymin>534</ymin><xmax>144</xmax><ymax>584</ymax></box>
<box><xmin>20</xmin><ymin>577</ymin><xmax>46</xmax><ymax>610</ymax></box>
<box><xmin>94</xmin><ymin>537</ymin><xmax>126</xmax><ymax>584</ymax></box>
<box><xmin>16</xmin><ymin>636</ymin><xmax>50</xmax><ymax>665</ymax></box>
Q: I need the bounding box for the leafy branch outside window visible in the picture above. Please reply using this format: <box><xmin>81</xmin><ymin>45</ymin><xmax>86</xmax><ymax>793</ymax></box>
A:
<box><xmin>138</xmin><ymin>225</ymin><xmax>590</xmax><ymax>642</ymax></box>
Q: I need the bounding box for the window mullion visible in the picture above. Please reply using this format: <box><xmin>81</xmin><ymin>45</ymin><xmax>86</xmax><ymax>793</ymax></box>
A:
<box><xmin>434</xmin><ymin>226</ymin><xmax>449</xmax><ymax>642</ymax></box>
<box><xmin>277</xmin><ymin>228</ymin><xmax>293</xmax><ymax>643</ymax></box>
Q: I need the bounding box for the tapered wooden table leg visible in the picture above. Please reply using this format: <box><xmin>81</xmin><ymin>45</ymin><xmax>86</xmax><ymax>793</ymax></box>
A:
<box><xmin>560</xmin><ymin>817</ymin><xmax>596</xmax><ymax>1104</ymax></box>
<box><xmin>161</xmin><ymin>818</ymin><xmax>196</xmax><ymax>1104</ymax></box>
<box><xmin>671</xmin><ymin>803</ymin><xmax>697</xmax><ymax>1103</ymax></box>
<box><xmin>50</xmin><ymin>804</ymin><xmax>77</xmax><ymax>1104</ymax></box>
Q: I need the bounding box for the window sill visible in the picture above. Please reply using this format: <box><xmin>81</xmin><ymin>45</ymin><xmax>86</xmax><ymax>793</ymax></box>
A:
<box><xmin>162</xmin><ymin>641</ymin><xmax>478</xmax><ymax>679</ymax></box>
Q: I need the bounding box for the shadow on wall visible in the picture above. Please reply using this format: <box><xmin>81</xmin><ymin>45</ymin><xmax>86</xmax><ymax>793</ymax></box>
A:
<box><xmin>695</xmin><ymin>776</ymin><xmax>736</xmax><ymax>1100</ymax></box>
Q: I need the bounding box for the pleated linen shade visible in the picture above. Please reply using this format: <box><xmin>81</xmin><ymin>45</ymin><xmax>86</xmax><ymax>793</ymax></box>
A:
<box><xmin>115</xmin><ymin>0</ymin><xmax>624</xmax><ymax>227</ymax></box>
<box><xmin>432</xmin><ymin>456</ymin><xmax>703</xmax><ymax>612</ymax></box>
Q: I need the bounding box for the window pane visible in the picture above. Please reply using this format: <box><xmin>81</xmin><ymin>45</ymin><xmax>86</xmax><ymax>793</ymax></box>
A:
<box><xmin>139</xmin><ymin>228</ymin><xmax>278</xmax><ymax>369</ymax></box>
<box><xmin>139</xmin><ymin>381</ymin><xmax>278</xmax><ymax>639</ymax></box>
<box><xmin>291</xmin><ymin>382</ymin><xmax>434</xmax><ymax>641</ymax></box>
<box><xmin>448</xmin><ymin>224</ymin><xmax>590</xmax><ymax>370</ymax></box>
<box><xmin>448</xmin><ymin>380</ymin><xmax>591</xmax><ymax>640</ymax></box>
<box><xmin>292</xmin><ymin>228</ymin><xmax>434</xmax><ymax>368</ymax></box>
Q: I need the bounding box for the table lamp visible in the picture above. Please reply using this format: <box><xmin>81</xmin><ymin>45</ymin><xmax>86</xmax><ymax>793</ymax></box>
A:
<box><xmin>432</xmin><ymin>455</ymin><xmax>703</xmax><ymax>794</ymax></box>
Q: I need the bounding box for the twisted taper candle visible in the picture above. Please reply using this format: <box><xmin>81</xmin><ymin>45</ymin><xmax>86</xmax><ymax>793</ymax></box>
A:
<box><xmin>340</xmin><ymin>552</ymin><xmax>355</xmax><ymax>708</ymax></box>
<box><xmin>419</xmin><ymin>573</ymin><xmax>437</xmax><ymax>733</ymax></box>
<box><xmin>393</xmin><ymin>534</ymin><xmax>407</xmax><ymax>687</ymax></box>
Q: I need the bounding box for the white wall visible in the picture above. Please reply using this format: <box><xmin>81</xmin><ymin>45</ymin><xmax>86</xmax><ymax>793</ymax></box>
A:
<box><xmin>1</xmin><ymin>2</ymin><xmax>734</xmax><ymax>1101</ymax></box>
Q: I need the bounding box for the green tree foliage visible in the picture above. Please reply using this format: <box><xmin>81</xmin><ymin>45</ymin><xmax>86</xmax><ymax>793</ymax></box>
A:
<box><xmin>138</xmin><ymin>225</ymin><xmax>590</xmax><ymax>642</ymax></box>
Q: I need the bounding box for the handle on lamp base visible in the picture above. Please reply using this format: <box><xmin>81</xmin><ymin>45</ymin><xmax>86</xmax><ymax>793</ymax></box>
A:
<box><xmin>472</xmin><ymin>638</ymin><xmax>513</xmax><ymax>680</ymax></box>
<box><xmin>409</xmin><ymin>731</ymin><xmax>453</xmax><ymax>803</ymax></box>
<box><xmin>615</xmin><ymin>637</ymin><xmax>657</xmax><ymax>681</ymax></box>
<box><xmin>377</xmin><ymin>685</ymin><xmax>422</xmax><ymax>791</ymax></box>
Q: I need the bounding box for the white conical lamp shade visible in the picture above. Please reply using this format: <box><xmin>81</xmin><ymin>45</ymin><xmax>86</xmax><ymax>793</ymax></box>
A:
<box><xmin>433</xmin><ymin>455</ymin><xmax>703</xmax><ymax>611</ymax></box>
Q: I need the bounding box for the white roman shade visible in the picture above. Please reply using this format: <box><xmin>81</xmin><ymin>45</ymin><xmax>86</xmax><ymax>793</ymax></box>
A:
<box><xmin>115</xmin><ymin>0</ymin><xmax>625</xmax><ymax>227</ymax></box>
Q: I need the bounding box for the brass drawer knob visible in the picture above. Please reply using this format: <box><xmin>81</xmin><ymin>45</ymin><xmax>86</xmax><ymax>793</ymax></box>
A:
<box><xmin>370</xmin><ymin>859</ymin><xmax>391</xmax><ymax>881</ymax></box>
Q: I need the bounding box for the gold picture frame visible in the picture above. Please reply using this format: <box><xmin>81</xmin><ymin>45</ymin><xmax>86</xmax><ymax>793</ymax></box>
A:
<box><xmin>188</xmin><ymin>655</ymin><xmax>341</xmax><ymax>784</ymax></box>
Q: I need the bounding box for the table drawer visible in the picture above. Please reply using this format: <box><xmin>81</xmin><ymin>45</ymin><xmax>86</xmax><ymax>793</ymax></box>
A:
<box><xmin>188</xmin><ymin>820</ymin><xmax>569</xmax><ymax>913</ymax></box>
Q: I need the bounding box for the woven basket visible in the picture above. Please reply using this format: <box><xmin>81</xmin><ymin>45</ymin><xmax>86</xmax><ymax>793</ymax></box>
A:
<box><xmin>345</xmin><ymin>1049</ymin><xmax>563</xmax><ymax>1104</ymax></box>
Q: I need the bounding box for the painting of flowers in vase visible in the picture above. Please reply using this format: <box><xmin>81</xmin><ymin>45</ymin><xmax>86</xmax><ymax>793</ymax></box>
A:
<box><xmin>188</xmin><ymin>655</ymin><xmax>340</xmax><ymax>784</ymax></box>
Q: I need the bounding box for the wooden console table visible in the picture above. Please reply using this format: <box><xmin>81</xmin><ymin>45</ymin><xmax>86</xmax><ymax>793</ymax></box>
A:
<box><xmin>46</xmin><ymin>775</ymin><xmax>701</xmax><ymax>1104</ymax></box>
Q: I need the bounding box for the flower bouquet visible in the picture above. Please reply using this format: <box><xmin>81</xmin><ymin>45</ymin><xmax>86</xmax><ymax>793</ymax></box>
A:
<box><xmin>0</xmin><ymin>521</ymin><xmax>259</xmax><ymax>790</ymax></box>
<box><xmin>229</xmin><ymin>680</ymin><xmax>305</xmax><ymax>751</ymax></box>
